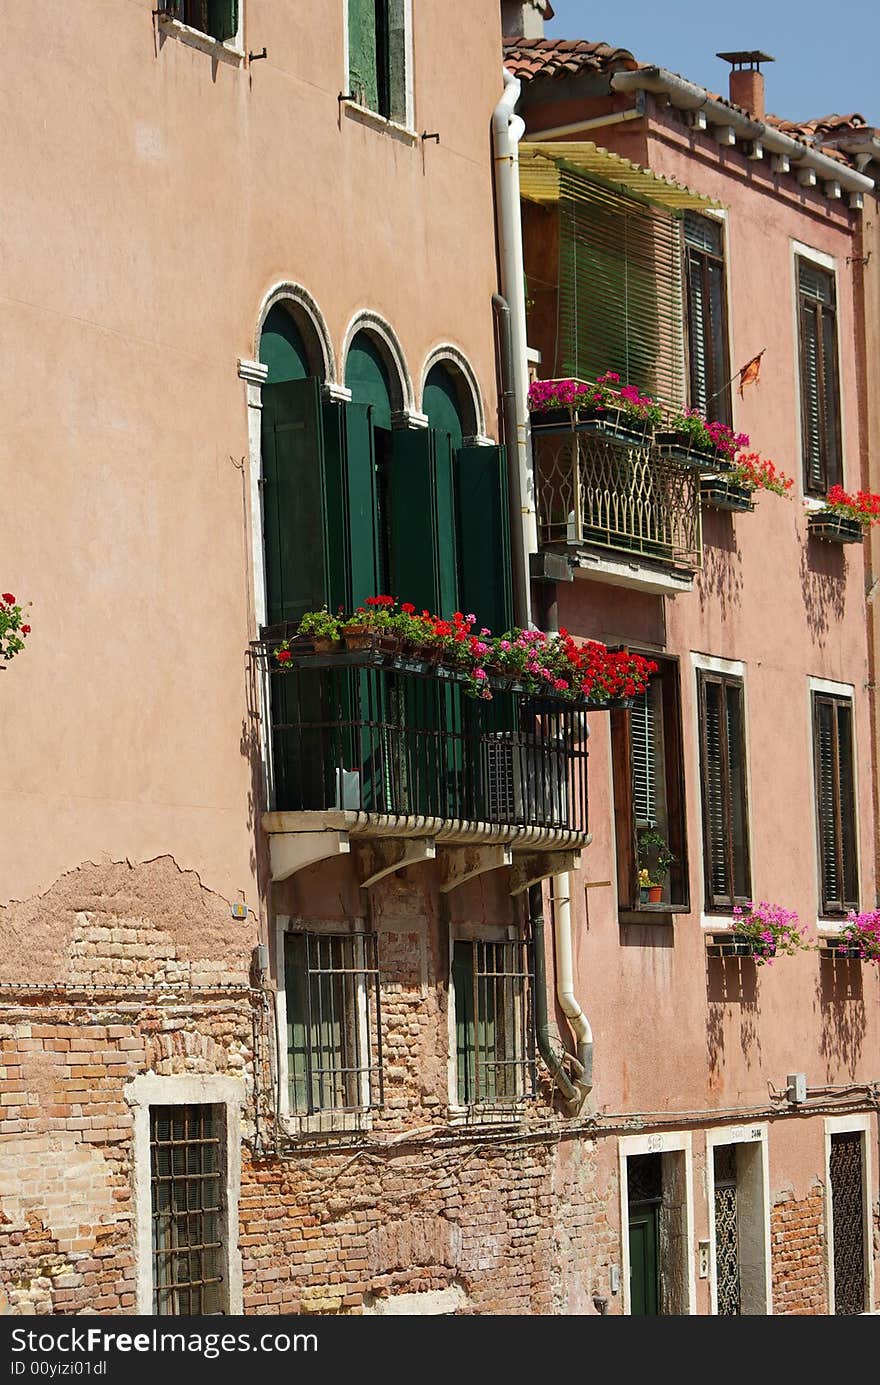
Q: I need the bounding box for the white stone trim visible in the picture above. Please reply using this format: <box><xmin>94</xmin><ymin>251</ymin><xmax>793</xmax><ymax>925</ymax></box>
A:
<box><xmin>125</xmin><ymin>1073</ymin><xmax>245</xmax><ymax>1315</ymax></box>
<box><xmin>618</xmin><ymin>1131</ymin><xmax>696</xmax><ymax>1315</ymax></box>
<box><xmin>705</xmin><ymin>1123</ymin><xmax>772</xmax><ymax>1315</ymax></box>
<box><xmin>808</xmin><ymin>675</ymin><xmax>856</xmax><ymax>698</ymax></box>
<box><xmin>157</xmin><ymin>13</ymin><xmax>245</xmax><ymax>64</ymax></box>
<box><xmin>419</xmin><ymin>344</ymin><xmax>488</xmax><ymax>441</ymax></box>
<box><xmin>792</xmin><ymin>240</ymin><xmax>838</xmax><ymax>273</ymax></box>
<box><xmin>340</xmin><ymin>309</ymin><xmax>414</xmax><ymax>414</ymax></box>
<box><xmin>238</xmin><ymin>358</ymin><xmax>269</xmax><ymax>386</ymax></box>
<box><xmin>823</xmin><ymin>1112</ymin><xmax>875</xmax><ymax>1315</ymax></box>
<box><xmin>323</xmin><ymin>383</ymin><xmax>353</xmax><ymax>404</ymax></box>
<box><xmin>254</xmin><ymin>282</ymin><xmax>336</xmax><ymax>384</ymax></box>
<box><xmin>392</xmin><ymin>408</ymin><xmax>429</xmax><ymax>430</ymax></box>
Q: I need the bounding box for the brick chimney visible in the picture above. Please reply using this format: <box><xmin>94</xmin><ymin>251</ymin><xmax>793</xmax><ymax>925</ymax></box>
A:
<box><xmin>501</xmin><ymin>1</ymin><xmax>555</xmax><ymax>39</ymax></box>
<box><xmin>716</xmin><ymin>51</ymin><xmax>775</xmax><ymax>121</ymax></box>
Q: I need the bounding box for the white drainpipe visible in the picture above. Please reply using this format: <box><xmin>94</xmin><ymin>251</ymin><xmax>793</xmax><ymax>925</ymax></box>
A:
<box><xmin>553</xmin><ymin>871</ymin><xmax>593</xmax><ymax>1093</ymax></box>
<box><xmin>493</xmin><ymin>68</ymin><xmax>538</xmax><ymax>604</ymax></box>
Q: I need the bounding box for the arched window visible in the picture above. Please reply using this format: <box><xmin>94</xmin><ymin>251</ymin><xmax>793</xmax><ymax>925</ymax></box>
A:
<box><xmin>259</xmin><ymin>303</ymin><xmax>311</xmax><ymax>384</ymax></box>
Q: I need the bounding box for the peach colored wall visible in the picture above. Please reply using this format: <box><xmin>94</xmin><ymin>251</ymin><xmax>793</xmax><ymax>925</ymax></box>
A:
<box><xmin>544</xmin><ymin>116</ymin><xmax>879</xmax><ymax>1296</ymax></box>
<box><xmin>1</xmin><ymin>1</ymin><xmax>504</xmax><ymax>909</ymax></box>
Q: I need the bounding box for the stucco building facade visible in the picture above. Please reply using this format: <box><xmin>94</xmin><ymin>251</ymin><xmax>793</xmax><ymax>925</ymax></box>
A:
<box><xmin>1</xmin><ymin>1</ymin><xmax>878</xmax><ymax>1316</ymax></box>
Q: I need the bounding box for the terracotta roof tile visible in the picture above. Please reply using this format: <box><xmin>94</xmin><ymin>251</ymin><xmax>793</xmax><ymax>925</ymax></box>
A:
<box><xmin>502</xmin><ymin>37</ymin><xmax>641</xmax><ymax>80</ymax></box>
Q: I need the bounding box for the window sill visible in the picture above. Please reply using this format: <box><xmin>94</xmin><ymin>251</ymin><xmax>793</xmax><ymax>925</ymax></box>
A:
<box><xmin>280</xmin><ymin>1109</ymin><xmax>373</xmax><ymax>1139</ymax></box>
<box><xmin>158</xmin><ymin>16</ymin><xmax>245</xmax><ymax>65</ymax></box>
<box><xmin>340</xmin><ymin>99</ymin><xmax>419</xmax><ymax>144</ymax></box>
<box><xmin>619</xmin><ymin>905</ymin><xmax>685</xmax><ymax>924</ymax></box>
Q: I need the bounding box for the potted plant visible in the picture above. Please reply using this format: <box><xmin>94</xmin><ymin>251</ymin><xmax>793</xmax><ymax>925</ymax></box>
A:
<box><xmin>297</xmin><ymin>607</ymin><xmax>343</xmax><ymax>651</ymax></box>
<box><xmin>808</xmin><ymin>484</ymin><xmax>880</xmax><ymax>544</ymax></box>
<box><xmin>637</xmin><ymin>829</ymin><xmax>674</xmax><ymax>904</ymax></box>
<box><xmin>0</xmin><ymin>592</ymin><xmax>32</xmax><ymax>666</ymax></box>
<box><xmin>826</xmin><ymin>908</ymin><xmax>880</xmax><ymax>962</ymax></box>
<box><xmin>656</xmin><ymin>411</ymin><xmax>750</xmax><ymax>470</ymax></box>
<box><xmin>701</xmin><ymin>449</ymin><xmax>794</xmax><ymax>513</ymax></box>
<box><xmin>730</xmin><ymin>901</ymin><xmax>809</xmax><ymax>965</ymax></box>
<box><xmin>528</xmin><ymin>372</ymin><xmax>663</xmax><ymax>447</ymax></box>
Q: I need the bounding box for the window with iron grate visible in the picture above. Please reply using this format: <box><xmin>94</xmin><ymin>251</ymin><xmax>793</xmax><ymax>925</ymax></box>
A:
<box><xmin>149</xmin><ymin>1104</ymin><xmax>227</xmax><ymax>1316</ymax></box>
<box><xmin>452</xmin><ymin>937</ymin><xmax>536</xmax><ymax>1107</ymax></box>
<box><xmin>283</xmin><ymin>929</ymin><xmax>383</xmax><ymax>1116</ymax></box>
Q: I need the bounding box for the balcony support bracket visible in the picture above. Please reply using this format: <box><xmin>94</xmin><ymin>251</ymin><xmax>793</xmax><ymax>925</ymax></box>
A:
<box><xmin>509</xmin><ymin>850</ymin><xmax>581</xmax><ymax>896</ymax></box>
<box><xmin>438</xmin><ymin>844</ymin><xmax>513</xmax><ymax>893</ymax></box>
<box><xmin>269</xmin><ymin>830</ymin><xmax>350</xmax><ymax>882</ymax></box>
<box><xmin>357</xmin><ymin>837</ymin><xmax>437</xmax><ymax>890</ymax></box>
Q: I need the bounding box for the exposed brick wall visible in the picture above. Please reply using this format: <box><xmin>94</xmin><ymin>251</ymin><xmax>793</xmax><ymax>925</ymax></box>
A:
<box><xmin>771</xmin><ymin>1185</ymin><xmax>828</xmax><ymax>1315</ymax></box>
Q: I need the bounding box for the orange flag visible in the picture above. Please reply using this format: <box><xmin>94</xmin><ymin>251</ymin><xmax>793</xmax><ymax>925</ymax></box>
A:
<box><xmin>738</xmin><ymin>349</ymin><xmax>765</xmax><ymax>398</ymax></box>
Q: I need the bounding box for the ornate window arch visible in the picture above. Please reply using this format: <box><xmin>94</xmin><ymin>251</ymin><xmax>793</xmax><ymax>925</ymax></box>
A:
<box><xmin>420</xmin><ymin>344</ymin><xmax>488</xmax><ymax>442</ymax></box>
<box><xmin>255</xmin><ymin>282</ymin><xmax>335</xmax><ymax>384</ymax></box>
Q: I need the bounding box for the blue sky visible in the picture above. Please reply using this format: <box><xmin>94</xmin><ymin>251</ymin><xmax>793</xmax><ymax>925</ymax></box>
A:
<box><xmin>545</xmin><ymin>2</ymin><xmax>879</xmax><ymax>126</ymax></box>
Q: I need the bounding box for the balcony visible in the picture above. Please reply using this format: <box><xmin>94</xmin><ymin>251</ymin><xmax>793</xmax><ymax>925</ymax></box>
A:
<box><xmin>533</xmin><ymin>418</ymin><xmax>703</xmax><ymax>590</ymax></box>
<box><xmin>253</xmin><ymin>641</ymin><xmax>591</xmax><ymax>881</ymax></box>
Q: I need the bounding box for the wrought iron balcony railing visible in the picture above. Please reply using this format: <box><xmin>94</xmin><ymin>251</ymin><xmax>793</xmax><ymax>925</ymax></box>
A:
<box><xmin>534</xmin><ymin>426</ymin><xmax>703</xmax><ymax>570</ymax></box>
<box><xmin>252</xmin><ymin>644</ymin><xmax>590</xmax><ymax>837</ymax></box>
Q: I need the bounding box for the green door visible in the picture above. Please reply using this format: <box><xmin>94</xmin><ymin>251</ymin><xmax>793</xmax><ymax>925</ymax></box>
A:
<box><xmin>629</xmin><ymin>1207</ymin><xmax>659</xmax><ymax>1316</ymax></box>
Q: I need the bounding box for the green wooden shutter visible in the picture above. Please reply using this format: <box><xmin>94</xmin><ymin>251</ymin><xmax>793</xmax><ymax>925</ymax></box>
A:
<box><xmin>456</xmin><ymin>445</ymin><xmax>513</xmax><ymax>634</ymax></box>
<box><xmin>389</xmin><ymin>429</ymin><xmax>439</xmax><ymax>612</ymax></box>
<box><xmin>348</xmin><ymin>0</ymin><xmax>379</xmax><ymax>111</ymax></box>
<box><xmin>261</xmin><ymin>378</ymin><xmax>327</xmax><ymax>627</ymax></box>
<box><xmin>558</xmin><ymin>171</ymin><xmax>685</xmax><ymax>404</ymax></box>
<box><xmin>630</xmin><ymin>687</ymin><xmax>657</xmax><ymax>827</ymax></box>
<box><xmin>207</xmin><ymin>0</ymin><xmax>237</xmax><ymax>41</ymax></box>
<box><xmin>342</xmin><ymin>403</ymin><xmax>380</xmax><ymax>609</ymax></box>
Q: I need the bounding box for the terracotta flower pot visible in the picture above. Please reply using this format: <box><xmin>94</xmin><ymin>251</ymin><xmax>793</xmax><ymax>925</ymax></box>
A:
<box><xmin>647</xmin><ymin>884</ymin><xmax>663</xmax><ymax>904</ymax></box>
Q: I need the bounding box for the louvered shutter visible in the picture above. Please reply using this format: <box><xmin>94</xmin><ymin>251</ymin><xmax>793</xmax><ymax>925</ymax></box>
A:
<box><xmin>558</xmin><ymin>172</ymin><xmax>685</xmax><ymax>404</ymax></box>
<box><xmin>814</xmin><ymin>695</ymin><xmax>859</xmax><ymax>913</ymax></box>
<box><xmin>611</xmin><ymin>706</ymin><xmax>637</xmax><ymax>910</ymax></box>
<box><xmin>701</xmin><ymin>677</ymin><xmax>730</xmax><ymax>905</ymax></box>
<box><xmin>630</xmin><ymin>689</ymin><xmax>657</xmax><ymax>827</ymax></box>
<box><xmin>261</xmin><ymin>378</ymin><xmax>327</xmax><ymax>626</ymax></box>
<box><xmin>686</xmin><ymin>246</ymin><xmax>708</xmax><ymax>415</ymax></box>
<box><xmin>798</xmin><ymin>258</ymin><xmax>842</xmax><ymax>494</ymax></box>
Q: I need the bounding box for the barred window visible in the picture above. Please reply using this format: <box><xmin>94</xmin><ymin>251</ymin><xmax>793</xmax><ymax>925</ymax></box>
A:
<box><xmin>150</xmin><ymin>1104</ymin><xmax>227</xmax><ymax>1316</ymax></box>
<box><xmin>813</xmin><ymin>693</ymin><xmax>858</xmax><ymax>914</ymax></box>
<box><xmin>284</xmin><ymin>930</ymin><xmax>382</xmax><ymax>1116</ymax></box>
<box><xmin>452</xmin><ymin>938</ymin><xmax>535</xmax><ymax>1106</ymax></box>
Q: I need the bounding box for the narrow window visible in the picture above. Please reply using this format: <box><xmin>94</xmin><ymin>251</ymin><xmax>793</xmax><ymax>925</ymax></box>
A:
<box><xmin>452</xmin><ymin>938</ymin><xmax>535</xmax><ymax>1106</ymax></box>
<box><xmin>284</xmin><ymin>930</ymin><xmax>382</xmax><ymax>1115</ymax></box>
<box><xmin>684</xmin><ymin>214</ymin><xmax>731</xmax><ymax>427</ymax></box>
<box><xmin>813</xmin><ymin>693</ymin><xmax>858</xmax><ymax>914</ymax></box>
<box><xmin>164</xmin><ymin>1</ymin><xmax>239</xmax><ymax>42</ymax></box>
<box><xmin>348</xmin><ymin>0</ymin><xmax>407</xmax><ymax>122</ymax></box>
<box><xmin>797</xmin><ymin>257</ymin><xmax>842</xmax><ymax>495</ymax></box>
<box><xmin>611</xmin><ymin>657</ymin><xmax>689</xmax><ymax>911</ymax></box>
<box><xmin>698</xmin><ymin>671</ymin><xmax>751</xmax><ymax>910</ymax></box>
<box><xmin>150</xmin><ymin>1104</ymin><xmax>227</xmax><ymax>1315</ymax></box>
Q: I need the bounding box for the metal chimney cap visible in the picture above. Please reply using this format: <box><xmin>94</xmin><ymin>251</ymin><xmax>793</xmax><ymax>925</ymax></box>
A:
<box><xmin>716</xmin><ymin>51</ymin><xmax>775</xmax><ymax>70</ymax></box>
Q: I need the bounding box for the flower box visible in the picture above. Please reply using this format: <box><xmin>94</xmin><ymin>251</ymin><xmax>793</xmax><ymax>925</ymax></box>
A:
<box><xmin>807</xmin><ymin>512</ymin><xmax>863</xmax><ymax>544</ymax></box>
<box><xmin>654</xmin><ymin>431</ymin><xmax>730</xmax><ymax>471</ymax></box>
<box><xmin>531</xmin><ymin>406</ymin><xmax>651</xmax><ymax>448</ymax></box>
<box><xmin>706</xmin><ymin>933</ymin><xmax>759</xmax><ymax>959</ymax></box>
<box><xmin>700</xmin><ymin>478</ymin><xmax>755</xmax><ymax>513</ymax></box>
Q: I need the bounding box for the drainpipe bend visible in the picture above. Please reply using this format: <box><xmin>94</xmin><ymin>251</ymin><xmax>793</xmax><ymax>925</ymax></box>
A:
<box><xmin>530</xmin><ymin>886</ymin><xmax>580</xmax><ymax>1106</ymax></box>
<box><xmin>552</xmin><ymin>874</ymin><xmax>593</xmax><ymax>1094</ymax></box>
